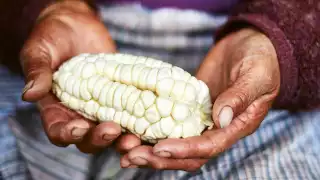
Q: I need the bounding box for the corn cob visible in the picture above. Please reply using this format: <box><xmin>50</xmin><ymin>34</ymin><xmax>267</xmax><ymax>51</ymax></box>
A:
<box><xmin>52</xmin><ymin>53</ymin><xmax>213</xmax><ymax>143</ymax></box>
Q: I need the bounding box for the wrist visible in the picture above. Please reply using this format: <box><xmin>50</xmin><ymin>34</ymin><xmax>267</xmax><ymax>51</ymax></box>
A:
<box><xmin>37</xmin><ymin>0</ymin><xmax>97</xmax><ymax>22</ymax></box>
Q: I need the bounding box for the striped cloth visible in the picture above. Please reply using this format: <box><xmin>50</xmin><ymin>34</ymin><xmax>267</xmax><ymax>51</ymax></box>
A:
<box><xmin>0</xmin><ymin>67</ymin><xmax>32</xmax><ymax>180</ymax></box>
<box><xmin>1</xmin><ymin>3</ymin><xmax>320</xmax><ymax>180</ymax></box>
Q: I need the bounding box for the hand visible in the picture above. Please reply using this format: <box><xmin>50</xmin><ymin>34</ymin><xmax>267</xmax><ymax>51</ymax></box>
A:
<box><xmin>20</xmin><ymin>1</ymin><xmax>140</xmax><ymax>153</ymax></box>
<box><xmin>119</xmin><ymin>28</ymin><xmax>281</xmax><ymax>170</ymax></box>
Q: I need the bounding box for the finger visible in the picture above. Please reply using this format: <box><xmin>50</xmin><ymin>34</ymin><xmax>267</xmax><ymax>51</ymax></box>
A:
<box><xmin>153</xmin><ymin>127</ymin><xmax>238</xmax><ymax>159</ymax></box>
<box><xmin>20</xmin><ymin>51</ymin><xmax>53</xmax><ymax>102</ymax></box>
<box><xmin>122</xmin><ymin>145</ymin><xmax>207</xmax><ymax>171</ymax></box>
<box><xmin>153</xmin><ymin>99</ymin><xmax>272</xmax><ymax>159</ymax></box>
<box><xmin>20</xmin><ymin>17</ymin><xmax>75</xmax><ymax>102</ymax></box>
<box><xmin>152</xmin><ymin>70</ymin><xmax>276</xmax><ymax>159</ymax></box>
<box><xmin>89</xmin><ymin>122</ymin><xmax>122</xmax><ymax>147</ymax></box>
<box><xmin>212</xmin><ymin>67</ymin><xmax>275</xmax><ymax>129</ymax></box>
<box><xmin>75</xmin><ymin>131</ymin><xmax>103</xmax><ymax>154</ymax></box>
<box><xmin>120</xmin><ymin>154</ymin><xmax>138</xmax><ymax>168</ymax></box>
<box><xmin>75</xmin><ymin>122</ymin><xmax>122</xmax><ymax>154</ymax></box>
<box><xmin>75</xmin><ymin>136</ymin><xmax>103</xmax><ymax>154</ymax></box>
<box><xmin>115</xmin><ymin>134</ymin><xmax>141</xmax><ymax>154</ymax></box>
<box><xmin>154</xmin><ymin>114</ymin><xmax>264</xmax><ymax>159</ymax></box>
<box><xmin>39</xmin><ymin>93</ymin><xmax>95</xmax><ymax>145</ymax></box>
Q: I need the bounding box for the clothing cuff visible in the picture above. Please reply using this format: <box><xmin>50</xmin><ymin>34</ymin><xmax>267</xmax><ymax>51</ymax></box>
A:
<box><xmin>215</xmin><ymin>14</ymin><xmax>299</xmax><ymax>109</ymax></box>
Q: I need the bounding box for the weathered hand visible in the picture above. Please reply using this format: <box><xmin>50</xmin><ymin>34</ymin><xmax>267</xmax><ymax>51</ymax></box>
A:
<box><xmin>119</xmin><ymin>28</ymin><xmax>281</xmax><ymax>170</ymax></box>
<box><xmin>20</xmin><ymin>1</ymin><xmax>141</xmax><ymax>153</ymax></box>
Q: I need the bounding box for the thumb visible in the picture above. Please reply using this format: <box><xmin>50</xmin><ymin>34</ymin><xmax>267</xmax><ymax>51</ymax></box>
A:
<box><xmin>212</xmin><ymin>73</ymin><xmax>270</xmax><ymax>129</ymax></box>
<box><xmin>20</xmin><ymin>44</ymin><xmax>54</xmax><ymax>102</ymax></box>
<box><xmin>20</xmin><ymin>18</ymin><xmax>73</xmax><ymax>102</ymax></box>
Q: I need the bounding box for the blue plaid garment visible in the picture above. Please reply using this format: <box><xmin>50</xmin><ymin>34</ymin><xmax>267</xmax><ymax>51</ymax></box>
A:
<box><xmin>0</xmin><ymin>67</ymin><xmax>32</xmax><ymax>180</ymax></box>
<box><xmin>1</xmin><ymin>3</ymin><xmax>320</xmax><ymax>180</ymax></box>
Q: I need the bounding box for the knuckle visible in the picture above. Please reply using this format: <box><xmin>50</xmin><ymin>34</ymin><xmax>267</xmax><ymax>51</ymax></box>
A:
<box><xmin>21</xmin><ymin>37</ymin><xmax>50</xmax><ymax>60</ymax></box>
<box><xmin>204</xmin><ymin>135</ymin><xmax>221</xmax><ymax>157</ymax></box>
<box><xmin>231</xmin><ymin>90</ymin><xmax>248</xmax><ymax>110</ymax></box>
<box><xmin>234</xmin><ymin>117</ymin><xmax>248</xmax><ymax>132</ymax></box>
<box><xmin>21</xmin><ymin>45</ymin><xmax>52</xmax><ymax>77</ymax></box>
<box><xmin>248</xmin><ymin>102</ymin><xmax>269</xmax><ymax>121</ymax></box>
<box><xmin>234</xmin><ymin>110</ymin><xmax>262</xmax><ymax>135</ymax></box>
<box><xmin>202</xmin><ymin>133</ymin><xmax>229</xmax><ymax>157</ymax></box>
<box><xmin>213</xmin><ymin>145</ymin><xmax>228</xmax><ymax>155</ymax></box>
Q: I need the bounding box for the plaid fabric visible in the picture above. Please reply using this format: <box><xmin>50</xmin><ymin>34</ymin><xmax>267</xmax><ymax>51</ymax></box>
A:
<box><xmin>1</xmin><ymin>3</ymin><xmax>320</xmax><ymax>180</ymax></box>
<box><xmin>0</xmin><ymin>67</ymin><xmax>31</xmax><ymax>180</ymax></box>
<box><xmin>143</xmin><ymin>110</ymin><xmax>320</xmax><ymax>180</ymax></box>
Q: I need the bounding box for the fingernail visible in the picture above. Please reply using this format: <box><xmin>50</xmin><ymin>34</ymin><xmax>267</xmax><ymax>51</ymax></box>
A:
<box><xmin>22</xmin><ymin>80</ymin><xmax>34</xmax><ymax>94</ymax></box>
<box><xmin>131</xmin><ymin>157</ymin><xmax>148</xmax><ymax>165</ymax></box>
<box><xmin>102</xmin><ymin>132</ymin><xmax>119</xmax><ymax>141</ymax></box>
<box><xmin>219</xmin><ymin>106</ymin><xmax>234</xmax><ymax>128</ymax></box>
<box><xmin>155</xmin><ymin>151</ymin><xmax>171</xmax><ymax>158</ymax></box>
<box><xmin>71</xmin><ymin>128</ymin><xmax>88</xmax><ymax>138</ymax></box>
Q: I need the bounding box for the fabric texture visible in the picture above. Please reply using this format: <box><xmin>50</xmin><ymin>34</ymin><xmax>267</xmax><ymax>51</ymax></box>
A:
<box><xmin>0</xmin><ymin>67</ymin><xmax>32</xmax><ymax>180</ymax></box>
<box><xmin>97</xmin><ymin>0</ymin><xmax>239</xmax><ymax>12</ymax></box>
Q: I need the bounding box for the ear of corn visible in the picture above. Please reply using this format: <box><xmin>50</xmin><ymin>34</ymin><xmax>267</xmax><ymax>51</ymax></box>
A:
<box><xmin>52</xmin><ymin>53</ymin><xmax>213</xmax><ymax>143</ymax></box>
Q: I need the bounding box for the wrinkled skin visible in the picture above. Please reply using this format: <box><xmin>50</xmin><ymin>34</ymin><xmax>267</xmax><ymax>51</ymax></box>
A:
<box><xmin>21</xmin><ymin>1</ymin><xmax>280</xmax><ymax>170</ymax></box>
<box><xmin>118</xmin><ymin>29</ymin><xmax>281</xmax><ymax>170</ymax></box>
<box><xmin>21</xmin><ymin>1</ymin><xmax>141</xmax><ymax>153</ymax></box>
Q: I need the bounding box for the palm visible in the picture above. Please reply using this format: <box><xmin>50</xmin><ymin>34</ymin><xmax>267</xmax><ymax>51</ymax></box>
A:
<box><xmin>118</xmin><ymin>28</ymin><xmax>281</xmax><ymax>170</ymax></box>
<box><xmin>20</xmin><ymin>1</ymin><xmax>133</xmax><ymax>154</ymax></box>
<box><xmin>44</xmin><ymin>10</ymin><xmax>116</xmax><ymax>70</ymax></box>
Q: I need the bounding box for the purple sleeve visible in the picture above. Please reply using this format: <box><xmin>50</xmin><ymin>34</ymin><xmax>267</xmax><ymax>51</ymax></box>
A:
<box><xmin>215</xmin><ymin>0</ymin><xmax>320</xmax><ymax>110</ymax></box>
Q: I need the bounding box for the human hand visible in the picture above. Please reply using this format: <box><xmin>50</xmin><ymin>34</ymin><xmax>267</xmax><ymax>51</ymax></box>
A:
<box><xmin>119</xmin><ymin>28</ymin><xmax>281</xmax><ymax>170</ymax></box>
<box><xmin>21</xmin><ymin>1</ymin><xmax>140</xmax><ymax>153</ymax></box>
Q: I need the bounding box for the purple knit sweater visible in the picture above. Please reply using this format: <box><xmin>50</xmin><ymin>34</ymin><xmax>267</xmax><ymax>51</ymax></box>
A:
<box><xmin>0</xmin><ymin>0</ymin><xmax>319</xmax><ymax>110</ymax></box>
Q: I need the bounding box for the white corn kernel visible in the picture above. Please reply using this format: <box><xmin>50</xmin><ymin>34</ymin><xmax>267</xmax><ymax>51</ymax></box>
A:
<box><xmin>52</xmin><ymin>53</ymin><xmax>213</xmax><ymax>143</ymax></box>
